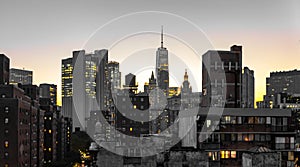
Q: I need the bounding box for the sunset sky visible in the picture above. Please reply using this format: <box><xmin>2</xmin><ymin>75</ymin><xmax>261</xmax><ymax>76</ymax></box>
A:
<box><xmin>1</xmin><ymin>0</ymin><xmax>299</xmax><ymax>106</ymax></box>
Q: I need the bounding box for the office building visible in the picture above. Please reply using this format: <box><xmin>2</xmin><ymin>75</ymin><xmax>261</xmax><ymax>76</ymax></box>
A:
<box><xmin>264</xmin><ymin>69</ymin><xmax>300</xmax><ymax>108</ymax></box>
<box><xmin>202</xmin><ymin>45</ymin><xmax>243</xmax><ymax>108</ymax></box>
<box><xmin>242</xmin><ymin>67</ymin><xmax>255</xmax><ymax>108</ymax></box>
<box><xmin>9</xmin><ymin>68</ymin><xmax>33</xmax><ymax>85</ymax></box>
<box><xmin>156</xmin><ymin>27</ymin><xmax>169</xmax><ymax>96</ymax></box>
<box><xmin>61</xmin><ymin>57</ymin><xmax>73</xmax><ymax>118</ymax></box>
<box><xmin>0</xmin><ymin>54</ymin><xmax>10</xmax><ymax>85</ymax></box>
<box><xmin>62</xmin><ymin>49</ymin><xmax>110</xmax><ymax>131</ymax></box>
<box><xmin>108</xmin><ymin>61</ymin><xmax>121</xmax><ymax>94</ymax></box>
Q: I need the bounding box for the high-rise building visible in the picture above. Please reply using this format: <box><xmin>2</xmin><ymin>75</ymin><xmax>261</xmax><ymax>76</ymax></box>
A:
<box><xmin>264</xmin><ymin>69</ymin><xmax>300</xmax><ymax>108</ymax></box>
<box><xmin>242</xmin><ymin>67</ymin><xmax>255</xmax><ymax>108</ymax></box>
<box><xmin>9</xmin><ymin>68</ymin><xmax>33</xmax><ymax>85</ymax></box>
<box><xmin>0</xmin><ymin>54</ymin><xmax>10</xmax><ymax>85</ymax></box>
<box><xmin>40</xmin><ymin>83</ymin><xmax>57</xmax><ymax>105</ymax></box>
<box><xmin>108</xmin><ymin>61</ymin><xmax>121</xmax><ymax>94</ymax></box>
<box><xmin>202</xmin><ymin>45</ymin><xmax>243</xmax><ymax>108</ymax></box>
<box><xmin>0</xmin><ymin>85</ymin><xmax>33</xmax><ymax>167</ymax></box>
<box><xmin>62</xmin><ymin>49</ymin><xmax>110</xmax><ymax>131</ymax></box>
<box><xmin>40</xmin><ymin>98</ymin><xmax>57</xmax><ymax>165</ymax></box>
<box><xmin>156</xmin><ymin>27</ymin><xmax>169</xmax><ymax>96</ymax></box>
<box><xmin>61</xmin><ymin>57</ymin><xmax>73</xmax><ymax>118</ymax></box>
<box><xmin>20</xmin><ymin>84</ymin><xmax>45</xmax><ymax>167</ymax></box>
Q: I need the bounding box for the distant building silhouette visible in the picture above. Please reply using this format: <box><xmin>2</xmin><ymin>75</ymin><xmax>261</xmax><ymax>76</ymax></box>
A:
<box><xmin>10</xmin><ymin>68</ymin><xmax>33</xmax><ymax>85</ymax></box>
<box><xmin>0</xmin><ymin>54</ymin><xmax>10</xmax><ymax>85</ymax></box>
<box><xmin>242</xmin><ymin>67</ymin><xmax>254</xmax><ymax>108</ymax></box>
<box><xmin>263</xmin><ymin>69</ymin><xmax>300</xmax><ymax>108</ymax></box>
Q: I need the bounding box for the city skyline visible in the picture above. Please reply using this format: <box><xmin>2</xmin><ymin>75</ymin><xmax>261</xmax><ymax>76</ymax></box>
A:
<box><xmin>1</xmin><ymin>0</ymin><xmax>299</xmax><ymax>106</ymax></box>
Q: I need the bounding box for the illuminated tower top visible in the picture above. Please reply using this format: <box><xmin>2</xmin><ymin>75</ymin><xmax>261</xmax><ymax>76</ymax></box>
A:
<box><xmin>156</xmin><ymin>26</ymin><xmax>169</xmax><ymax>96</ymax></box>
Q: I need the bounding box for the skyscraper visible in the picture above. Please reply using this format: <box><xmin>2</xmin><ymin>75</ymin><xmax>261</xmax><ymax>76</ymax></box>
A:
<box><xmin>0</xmin><ymin>54</ymin><xmax>10</xmax><ymax>85</ymax></box>
<box><xmin>242</xmin><ymin>67</ymin><xmax>255</xmax><ymax>108</ymax></box>
<box><xmin>202</xmin><ymin>45</ymin><xmax>243</xmax><ymax>108</ymax></box>
<box><xmin>9</xmin><ymin>68</ymin><xmax>33</xmax><ymax>85</ymax></box>
<box><xmin>61</xmin><ymin>57</ymin><xmax>73</xmax><ymax>118</ymax></box>
<box><xmin>108</xmin><ymin>61</ymin><xmax>121</xmax><ymax>94</ymax></box>
<box><xmin>156</xmin><ymin>26</ymin><xmax>169</xmax><ymax>96</ymax></box>
<box><xmin>62</xmin><ymin>49</ymin><xmax>110</xmax><ymax>131</ymax></box>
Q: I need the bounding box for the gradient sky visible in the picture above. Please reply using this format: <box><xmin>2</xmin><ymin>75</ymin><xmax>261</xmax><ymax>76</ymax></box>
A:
<box><xmin>1</xmin><ymin>0</ymin><xmax>299</xmax><ymax>106</ymax></box>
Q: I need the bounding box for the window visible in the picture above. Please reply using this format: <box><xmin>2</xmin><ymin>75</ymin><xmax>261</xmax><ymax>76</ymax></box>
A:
<box><xmin>4</xmin><ymin>106</ymin><xmax>9</xmax><ymax>113</ymax></box>
<box><xmin>4</xmin><ymin>141</ymin><xmax>9</xmax><ymax>148</ymax></box>
<box><xmin>237</xmin><ymin>117</ymin><xmax>242</xmax><ymax>124</ymax></box>
<box><xmin>225</xmin><ymin>116</ymin><xmax>231</xmax><ymax>124</ymax></box>
<box><xmin>255</xmin><ymin>134</ymin><xmax>260</xmax><ymax>141</ymax></box>
<box><xmin>209</xmin><ymin>152</ymin><xmax>219</xmax><ymax>161</ymax></box>
<box><xmin>266</xmin><ymin>117</ymin><xmax>271</xmax><ymax>124</ymax></box>
<box><xmin>220</xmin><ymin>150</ymin><xmax>236</xmax><ymax>159</ymax></box>
<box><xmin>231</xmin><ymin>151</ymin><xmax>236</xmax><ymax>158</ymax></box>
<box><xmin>4</xmin><ymin>118</ymin><xmax>8</xmax><ymax>124</ymax></box>
<box><xmin>4</xmin><ymin>152</ymin><xmax>8</xmax><ymax>158</ymax></box>
<box><xmin>231</xmin><ymin>134</ymin><xmax>236</xmax><ymax>141</ymax></box>
<box><xmin>288</xmin><ymin>151</ymin><xmax>294</xmax><ymax>161</ymax></box>
<box><xmin>207</xmin><ymin>120</ymin><xmax>211</xmax><ymax>128</ymax></box>
<box><xmin>248</xmin><ymin>117</ymin><xmax>254</xmax><ymax>124</ymax></box>
<box><xmin>238</xmin><ymin>134</ymin><xmax>242</xmax><ymax>141</ymax></box>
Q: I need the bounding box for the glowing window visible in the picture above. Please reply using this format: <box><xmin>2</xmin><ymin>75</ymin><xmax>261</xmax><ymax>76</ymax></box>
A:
<box><xmin>130</xmin><ymin>127</ymin><xmax>133</xmax><ymax>132</ymax></box>
<box><xmin>4</xmin><ymin>141</ymin><xmax>9</xmax><ymax>148</ymax></box>
<box><xmin>231</xmin><ymin>151</ymin><xmax>236</xmax><ymax>158</ymax></box>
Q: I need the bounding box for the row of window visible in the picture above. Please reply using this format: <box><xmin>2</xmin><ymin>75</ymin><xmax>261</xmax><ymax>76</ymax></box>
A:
<box><xmin>220</xmin><ymin>133</ymin><xmax>272</xmax><ymax>142</ymax></box>
<box><xmin>220</xmin><ymin>116</ymin><xmax>288</xmax><ymax>126</ymax></box>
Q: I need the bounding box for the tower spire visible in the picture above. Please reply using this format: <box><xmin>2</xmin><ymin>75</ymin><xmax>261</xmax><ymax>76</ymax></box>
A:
<box><xmin>161</xmin><ymin>25</ymin><xmax>163</xmax><ymax>48</ymax></box>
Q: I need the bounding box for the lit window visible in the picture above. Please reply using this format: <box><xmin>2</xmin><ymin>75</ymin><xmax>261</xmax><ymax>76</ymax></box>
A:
<box><xmin>231</xmin><ymin>151</ymin><xmax>236</xmax><ymax>158</ymax></box>
<box><xmin>4</xmin><ymin>152</ymin><xmax>8</xmax><ymax>158</ymax></box>
<box><xmin>221</xmin><ymin>151</ymin><xmax>225</xmax><ymax>159</ymax></box>
<box><xmin>288</xmin><ymin>151</ymin><xmax>294</xmax><ymax>161</ymax></box>
<box><xmin>4</xmin><ymin>141</ymin><xmax>9</xmax><ymax>148</ymax></box>
<box><xmin>4</xmin><ymin>118</ymin><xmax>8</xmax><ymax>124</ymax></box>
<box><xmin>225</xmin><ymin>151</ymin><xmax>230</xmax><ymax>158</ymax></box>
<box><xmin>4</xmin><ymin>106</ymin><xmax>9</xmax><ymax>113</ymax></box>
<box><xmin>133</xmin><ymin>105</ymin><xmax>137</xmax><ymax>109</ymax></box>
<box><xmin>49</xmin><ymin>148</ymin><xmax>52</xmax><ymax>152</ymax></box>
<box><xmin>49</xmin><ymin>130</ymin><xmax>52</xmax><ymax>134</ymax></box>
<box><xmin>130</xmin><ymin>127</ymin><xmax>133</xmax><ymax>132</ymax></box>
<box><xmin>207</xmin><ymin>120</ymin><xmax>211</xmax><ymax>128</ymax></box>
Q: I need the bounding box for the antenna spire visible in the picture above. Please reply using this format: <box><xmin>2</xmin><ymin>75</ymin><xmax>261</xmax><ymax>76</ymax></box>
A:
<box><xmin>161</xmin><ymin>25</ymin><xmax>164</xmax><ymax>48</ymax></box>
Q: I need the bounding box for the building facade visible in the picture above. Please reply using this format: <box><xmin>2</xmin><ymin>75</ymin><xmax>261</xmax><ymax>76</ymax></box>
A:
<box><xmin>202</xmin><ymin>45</ymin><xmax>242</xmax><ymax>108</ymax></box>
<box><xmin>242</xmin><ymin>67</ymin><xmax>254</xmax><ymax>108</ymax></box>
<box><xmin>264</xmin><ymin>69</ymin><xmax>300</xmax><ymax>108</ymax></box>
<box><xmin>0</xmin><ymin>54</ymin><xmax>10</xmax><ymax>85</ymax></box>
<box><xmin>9</xmin><ymin>68</ymin><xmax>33</xmax><ymax>85</ymax></box>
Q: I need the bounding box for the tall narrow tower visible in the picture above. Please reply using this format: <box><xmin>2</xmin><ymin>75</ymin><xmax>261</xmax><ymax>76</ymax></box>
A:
<box><xmin>156</xmin><ymin>26</ymin><xmax>169</xmax><ymax>96</ymax></box>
